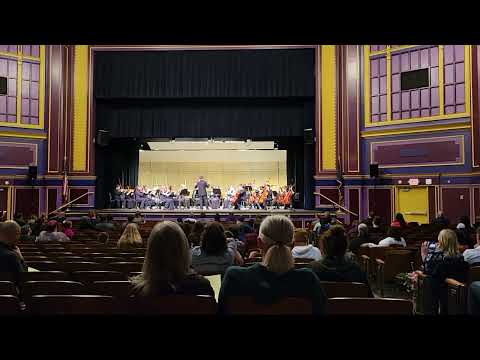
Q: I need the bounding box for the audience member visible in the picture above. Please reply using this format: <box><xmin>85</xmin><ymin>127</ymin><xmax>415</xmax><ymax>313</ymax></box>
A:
<box><xmin>62</xmin><ymin>221</ymin><xmax>75</xmax><ymax>240</ymax></box>
<box><xmin>311</xmin><ymin>225</ymin><xmax>372</xmax><ymax>295</ymax></box>
<box><xmin>362</xmin><ymin>211</ymin><xmax>375</xmax><ymax>228</ymax></box>
<box><xmin>225</xmin><ymin>230</ymin><xmax>245</xmax><ymax>256</ymax></box>
<box><xmin>131</xmin><ymin>221</ymin><xmax>214</xmax><ymax>297</ymax></box>
<box><xmin>423</xmin><ymin>229</ymin><xmax>469</xmax><ymax>315</ymax></box>
<box><xmin>218</xmin><ymin>215</ymin><xmax>326</xmax><ymax>314</ymax></box>
<box><xmin>313</xmin><ymin>212</ymin><xmax>332</xmax><ymax>235</ymax></box>
<box><xmin>348</xmin><ymin>222</ymin><xmax>370</xmax><ymax>253</ymax></box>
<box><xmin>371</xmin><ymin>216</ymin><xmax>384</xmax><ymax>233</ymax></box>
<box><xmin>95</xmin><ymin>214</ymin><xmax>116</xmax><ymax>232</ymax></box>
<box><xmin>30</xmin><ymin>214</ymin><xmax>47</xmax><ymax>237</ymax></box>
<box><xmin>188</xmin><ymin>221</ymin><xmax>205</xmax><ymax>248</ymax></box>
<box><xmin>236</xmin><ymin>217</ymin><xmax>254</xmax><ymax>242</ymax></box>
<box><xmin>36</xmin><ymin>220</ymin><xmax>70</xmax><ymax>242</ymax></box>
<box><xmin>462</xmin><ymin>228</ymin><xmax>480</xmax><ymax>265</ymax></box>
<box><xmin>456</xmin><ymin>223</ymin><xmax>475</xmax><ymax>249</ymax></box>
<box><xmin>19</xmin><ymin>224</ymin><xmax>35</xmax><ymax>242</ymax></box>
<box><xmin>0</xmin><ymin>221</ymin><xmax>27</xmax><ymax>276</ymax></box>
<box><xmin>458</xmin><ymin>215</ymin><xmax>473</xmax><ymax>232</ymax></box>
<box><xmin>122</xmin><ymin>214</ymin><xmax>137</xmax><ymax>232</ymax></box>
<box><xmin>118</xmin><ymin>223</ymin><xmax>143</xmax><ymax>250</ymax></box>
<box><xmin>291</xmin><ymin>228</ymin><xmax>321</xmax><ymax>261</ymax></box>
<box><xmin>13</xmin><ymin>212</ymin><xmax>26</xmax><ymax>227</ymax></box>
<box><xmin>391</xmin><ymin>212</ymin><xmax>407</xmax><ymax>228</ymax></box>
<box><xmin>378</xmin><ymin>227</ymin><xmax>406</xmax><ymax>247</ymax></box>
<box><xmin>97</xmin><ymin>232</ymin><xmax>110</xmax><ymax>246</ymax></box>
<box><xmin>468</xmin><ymin>281</ymin><xmax>480</xmax><ymax>315</ymax></box>
<box><xmin>191</xmin><ymin>222</ymin><xmax>243</xmax><ymax>275</ymax></box>
<box><xmin>79</xmin><ymin>210</ymin><xmax>98</xmax><ymax>229</ymax></box>
<box><xmin>432</xmin><ymin>211</ymin><xmax>450</xmax><ymax>228</ymax></box>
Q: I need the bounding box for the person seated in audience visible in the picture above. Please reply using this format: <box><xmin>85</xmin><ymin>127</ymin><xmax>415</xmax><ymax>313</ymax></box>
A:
<box><xmin>462</xmin><ymin>228</ymin><xmax>480</xmax><ymax>265</ymax></box>
<box><xmin>377</xmin><ymin>226</ymin><xmax>406</xmax><ymax>247</ymax></box>
<box><xmin>456</xmin><ymin>223</ymin><xmax>475</xmax><ymax>250</ymax></box>
<box><xmin>191</xmin><ymin>222</ymin><xmax>243</xmax><ymax>275</ymax></box>
<box><xmin>188</xmin><ymin>221</ymin><xmax>204</xmax><ymax>248</ymax></box>
<box><xmin>218</xmin><ymin>215</ymin><xmax>326</xmax><ymax>314</ymax></box>
<box><xmin>49</xmin><ymin>210</ymin><xmax>66</xmax><ymax>223</ymax></box>
<box><xmin>431</xmin><ymin>211</ymin><xmax>450</xmax><ymax>228</ymax></box>
<box><xmin>95</xmin><ymin>214</ymin><xmax>116</xmax><ymax>232</ymax></box>
<box><xmin>391</xmin><ymin>212</ymin><xmax>407</xmax><ymax>228</ymax></box>
<box><xmin>423</xmin><ymin>229</ymin><xmax>469</xmax><ymax>315</ymax></box>
<box><xmin>225</xmin><ymin>230</ymin><xmax>245</xmax><ymax>256</ymax></box>
<box><xmin>30</xmin><ymin>214</ymin><xmax>47</xmax><ymax>236</ymax></box>
<box><xmin>13</xmin><ymin>212</ymin><xmax>26</xmax><ymax>227</ymax></box>
<box><xmin>19</xmin><ymin>224</ymin><xmax>35</xmax><ymax>242</ymax></box>
<box><xmin>348</xmin><ymin>222</ymin><xmax>370</xmax><ymax>253</ymax></box>
<box><xmin>0</xmin><ymin>221</ymin><xmax>27</xmax><ymax>277</ymax></box>
<box><xmin>79</xmin><ymin>210</ymin><xmax>98</xmax><ymax>229</ymax></box>
<box><xmin>421</xmin><ymin>227</ymin><xmax>443</xmax><ymax>267</ymax></box>
<box><xmin>371</xmin><ymin>216</ymin><xmax>384</xmax><ymax>233</ymax></box>
<box><xmin>236</xmin><ymin>217</ymin><xmax>254</xmax><ymax>242</ymax></box>
<box><xmin>362</xmin><ymin>211</ymin><xmax>375</xmax><ymax>228</ymax></box>
<box><xmin>458</xmin><ymin>215</ymin><xmax>473</xmax><ymax>231</ymax></box>
<box><xmin>121</xmin><ymin>214</ymin><xmax>137</xmax><ymax>233</ymax></box>
<box><xmin>291</xmin><ymin>228</ymin><xmax>321</xmax><ymax>261</ymax></box>
<box><xmin>62</xmin><ymin>220</ymin><xmax>75</xmax><ymax>240</ymax></box>
<box><xmin>311</xmin><ymin>225</ymin><xmax>372</xmax><ymax>295</ymax></box>
<box><xmin>118</xmin><ymin>223</ymin><xmax>144</xmax><ymax>250</ymax></box>
<box><xmin>313</xmin><ymin>212</ymin><xmax>332</xmax><ymax>235</ymax></box>
<box><xmin>97</xmin><ymin>232</ymin><xmax>110</xmax><ymax>246</ymax></box>
<box><xmin>36</xmin><ymin>220</ymin><xmax>70</xmax><ymax>242</ymax></box>
<box><xmin>468</xmin><ymin>281</ymin><xmax>480</xmax><ymax>315</ymax></box>
<box><xmin>130</xmin><ymin>221</ymin><xmax>214</xmax><ymax>297</ymax></box>
<box><xmin>133</xmin><ymin>211</ymin><xmax>145</xmax><ymax>225</ymax></box>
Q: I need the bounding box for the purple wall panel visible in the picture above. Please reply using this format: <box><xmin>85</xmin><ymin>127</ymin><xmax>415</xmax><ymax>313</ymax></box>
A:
<box><xmin>0</xmin><ymin>142</ymin><xmax>36</xmax><ymax>167</ymax></box>
<box><xmin>442</xmin><ymin>187</ymin><xmax>471</xmax><ymax>222</ymax></box>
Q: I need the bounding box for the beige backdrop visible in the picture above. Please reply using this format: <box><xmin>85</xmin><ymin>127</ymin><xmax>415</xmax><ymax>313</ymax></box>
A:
<box><xmin>139</xmin><ymin>150</ymin><xmax>287</xmax><ymax>193</ymax></box>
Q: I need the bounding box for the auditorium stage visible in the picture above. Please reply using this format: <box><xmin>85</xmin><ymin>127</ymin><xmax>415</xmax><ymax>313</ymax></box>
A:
<box><xmin>65</xmin><ymin>208</ymin><xmax>330</xmax><ymax>227</ymax></box>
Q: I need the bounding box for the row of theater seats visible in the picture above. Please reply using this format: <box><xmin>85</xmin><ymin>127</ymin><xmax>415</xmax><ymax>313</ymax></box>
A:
<box><xmin>0</xmin><ymin>270</ymin><xmax>413</xmax><ymax>315</ymax></box>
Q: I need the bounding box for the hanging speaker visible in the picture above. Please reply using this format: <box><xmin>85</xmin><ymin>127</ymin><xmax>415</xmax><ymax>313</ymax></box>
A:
<box><xmin>28</xmin><ymin>165</ymin><xmax>38</xmax><ymax>180</ymax></box>
<box><xmin>96</xmin><ymin>130</ymin><xmax>111</xmax><ymax>147</ymax></box>
<box><xmin>369</xmin><ymin>164</ymin><xmax>379</xmax><ymax>178</ymax></box>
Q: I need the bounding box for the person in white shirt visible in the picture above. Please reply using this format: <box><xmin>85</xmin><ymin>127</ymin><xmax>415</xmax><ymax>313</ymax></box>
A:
<box><xmin>291</xmin><ymin>228</ymin><xmax>322</xmax><ymax>261</ymax></box>
<box><xmin>378</xmin><ymin>227</ymin><xmax>406</xmax><ymax>247</ymax></box>
<box><xmin>463</xmin><ymin>228</ymin><xmax>480</xmax><ymax>265</ymax></box>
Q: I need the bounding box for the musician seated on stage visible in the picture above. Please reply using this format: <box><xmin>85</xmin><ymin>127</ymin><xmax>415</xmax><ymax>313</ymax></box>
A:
<box><xmin>130</xmin><ymin>221</ymin><xmax>214</xmax><ymax>297</ymax></box>
<box><xmin>118</xmin><ymin>223</ymin><xmax>144</xmax><ymax>250</ymax></box>
<box><xmin>291</xmin><ymin>229</ymin><xmax>322</xmax><ymax>261</ymax></box>
<box><xmin>310</xmin><ymin>225</ymin><xmax>372</xmax><ymax>296</ymax></box>
<box><xmin>191</xmin><ymin>222</ymin><xmax>243</xmax><ymax>276</ymax></box>
<box><xmin>218</xmin><ymin>215</ymin><xmax>327</xmax><ymax>314</ymax></box>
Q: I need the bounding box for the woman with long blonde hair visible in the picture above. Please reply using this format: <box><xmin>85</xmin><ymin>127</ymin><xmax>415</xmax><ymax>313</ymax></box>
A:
<box><xmin>117</xmin><ymin>223</ymin><xmax>143</xmax><ymax>250</ymax></box>
<box><xmin>218</xmin><ymin>215</ymin><xmax>326</xmax><ymax>314</ymax></box>
<box><xmin>130</xmin><ymin>221</ymin><xmax>214</xmax><ymax>296</ymax></box>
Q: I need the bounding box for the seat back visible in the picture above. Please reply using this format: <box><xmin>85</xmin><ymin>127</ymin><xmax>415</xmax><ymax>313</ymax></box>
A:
<box><xmin>224</xmin><ymin>296</ymin><xmax>312</xmax><ymax>315</ymax></box>
<box><xmin>0</xmin><ymin>295</ymin><xmax>21</xmax><ymax>315</ymax></box>
<box><xmin>25</xmin><ymin>261</ymin><xmax>60</xmax><ymax>271</ymax></box>
<box><xmin>71</xmin><ymin>271</ymin><xmax>126</xmax><ymax>285</ymax></box>
<box><xmin>91</xmin><ymin>281</ymin><xmax>133</xmax><ymax>299</ymax></box>
<box><xmin>0</xmin><ymin>281</ymin><xmax>17</xmax><ymax>296</ymax></box>
<box><xmin>415</xmin><ymin>271</ymin><xmax>436</xmax><ymax>315</ymax></box>
<box><xmin>108</xmin><ymin>262</ymin><xmax>143</xmax><ymax>274</ymax></box>
<box><xmin>327</xmin><ymin>297</ymin><xmax>413</xmax><ymax>315</ymax></box>
<box><xmin>382</xmin><ymin>250</ymin><xmax>414</xmax><ymax>282</ymax></box>
<box><xmin>468</xmin><ymin>266</ymin><xmax>480</xmax><ymax>284</ymax></box>
<box><xmin>294</xmin><ymin>258</ymin><xmax>315</xmax><ymax>263</ymax></box>
<box><xmin>22</xmin><ymin>281</ymin><xmax>89</xmax><ymax>303</ymax></box>
<box><xmin>19</xmin><ymin>271</ymin><xmax>69</xmax><ymax>283</ymax></box>
<box><xmin>320</xmin><ymin>281</ymin><xmax>370</xmax><ymax>298</ymax></box>
<box><xmin>128</xmin><ymin>295</ymin><xmax>217</xmax><ymax>315</ymax></box>
<box><xmin>63</xmin><ymin>262</ymin><xmax>105</xmax><ymax>272</ymax></box>
<box><xmin>28</xmin><ymin>295</ymin><xmax>115</xmax><ymax>315</ymax></box>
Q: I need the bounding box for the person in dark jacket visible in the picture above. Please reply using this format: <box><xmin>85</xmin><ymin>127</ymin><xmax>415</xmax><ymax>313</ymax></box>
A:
<box><xmin>424</xmin><ymin>229</ymin><xmax>469</xmax><ymax>315</ymax></box>
<box><xmin>311</xmin><ymin>225</ymin><xmax>373</xmax><ymax>296</ymax></box>
<box><xmin>431</xmin><ymin>211</ymin><xmax>450</xmax><ymax>228</ymax></box>
<box><xmin>348</xmin><ymin>223</ymin><xmax>370</xmax><ymax>253</ymax></box>
<box><xmin>0</xmin><ymin>221</ymin><xmax>28</xmax><ymax>280</ymax></box>
<box><xmin>218</xmin><ymin>215</ymin><xmax>327</xmax><ymax>314</ymax></box>
<box><xmin>130</xmin><ymin>221</ymin><xmax>214</xmax><ymax>297</ymax></box>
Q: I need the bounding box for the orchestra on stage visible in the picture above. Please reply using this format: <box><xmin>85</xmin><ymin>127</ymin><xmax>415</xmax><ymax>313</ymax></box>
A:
<box><xmin>111</xmin><ymin>177</ymin><xmax>295</xmax><ymax>210</ymax></box>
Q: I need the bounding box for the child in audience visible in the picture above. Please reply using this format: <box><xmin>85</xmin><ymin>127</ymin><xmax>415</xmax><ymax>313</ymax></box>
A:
<box><xmin>218</xmin><ymin>215</ymin><xmax>327</xmax><ymax>314</ymax></box>
<box><xmin>62</xmin><ymin>220</ymin><xmax>75</xmax><ymax>240</ymax></box>
<box><xmin>311</xmin><ymin>225</ymin><xmax>372</xmax><ymax>295</ymax></box>
<box><xmin>130</xmin><ymin>221</ymin><xmax>214</xmax><ymax>297</ymax></box>
<box><xmin>291</xmin><ymin>228</ymin><xmax>321</xmax><ymax>261</ymax></box>
<box><xmin>118</xmin><ymin>223</ymin><xmax>143</xmax><ymax>250</ymax></box>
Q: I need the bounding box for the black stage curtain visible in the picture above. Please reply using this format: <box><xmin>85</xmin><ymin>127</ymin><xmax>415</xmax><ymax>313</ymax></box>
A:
<box><xmin>96</xmin><ymin>98</ymin><xmax>313</xmax><ymax>138</ymax></box>
<box><xmin>95</xmin><ymin>139</ymin><xmax>139</xmax><ymax>209</ymax></box>
<box><xmin>94</xmin><ymin>49</ymin><xmax>315</xmax><ymax>99</ymax></box>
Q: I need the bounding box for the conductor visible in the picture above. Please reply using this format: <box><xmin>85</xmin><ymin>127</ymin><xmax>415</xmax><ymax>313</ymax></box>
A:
<box><xmin>196</xmin><ymin>176</ymin><xmax>209</xmax><ymax>209</ymax></box>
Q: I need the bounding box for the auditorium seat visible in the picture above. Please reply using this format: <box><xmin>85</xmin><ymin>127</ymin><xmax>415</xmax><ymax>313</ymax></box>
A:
<box><xmin>55</xmin><ymin>256</ymin><xmax>87</xmax><ymax>263</ymax></box>
<box><xmin>25</xmin><ymin>261</ymin><xmax>61</xmax><ymax>271</ymax></box>
<box><xmin>0</xmin><ymin>281</ymin><xmax>17</xmax><ymax>296</ymax></box>
<box><xmin>294</xmin><ymin>262</ymin><xmax>312</xmax><ymax>269</ymax></box>
<box><xmin>127</xmin><ymin>295</ymin><xmax>217</xmax><ymax>315</ymax></box>
<box><xmin>376</xmin><ymin>250</ymin><xmax>414</xmax><ymax>297</ymax></box>
<box><xmin>90</xmin><ymin>257</ymin><xmax>126</xmax><ymax>264</ymax></box>
<box><xmin>108</xmin><ymin>262</ymin><xmax>143</xmax><ymax>274</ymax></box>
<box><xmin>223</xmin><ymin>296</ymin><xmax>312</xmax><ymax>315</ymax></box>
<box><xmin>294</xmin><ymin>258</ymin><xmax>315</xmax><ymax>263</ymax></box>
<box><xmin>28</xmin><ymin>295</ymin><xmax>116</xmax><ymax>315</ymax></box>
<box><xmin>415</xmin><ymin>271</ymin><xmax>436</xmax><ymax>315</ymax></box>
<box><xmin>244</xmin><ymin>257</ymin><xmax>262</xmax><ymax>265</ymax></box>
<box><xmin>0</xmin><ymin>273</ymin><xmax>15</xmax><ymax>282</ymax></box>
<box><xmin>0</xmin><ymin>295</ymin><xmax>21</xmax><ymax>315</ymax></box>
<box><xmin>320</xmin><ymin>281</ymin><xmax>370</xmax><ymax>298</ymax></box>
<box><xmin>327</xmin><ymin>297</ymin><xmax>413</xmax><ymax>315</ymax></box>
<box><xmin>21</xmin><ymin>281</ymin><xmax>90</xmax><ymax>304</ymax></box>
<box><xmin>44</xmin><ymin>252</ymin><xmax>75</xmax><ymax>258</ymax></box>
<box><xmin>63</xmin><ymin>262</ymin><xmax>105</xmax><ymax>272</ymax></box>
<box><xmin>445</xmin><ymin>266</ymin><xmax>480</xmax><ymax>315</ymax></box>
<box><xmin>22</xmin><ymin>256</ymin><xmax>49</xmax><ymax>262</ymax></box>
<box><xmin>91</xmin><ymin>281</ymin><xmax>133</xmax><ymax>299</ymax></box>
<box><xmin>71</xmin><ymin>271</ymin><xmax>127</xmax><ymax>285</ymax></box>
<box><xmin>19</xmin><ymin>271</ymin><xmax>69</xmax><ymax>283</ymax></box>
